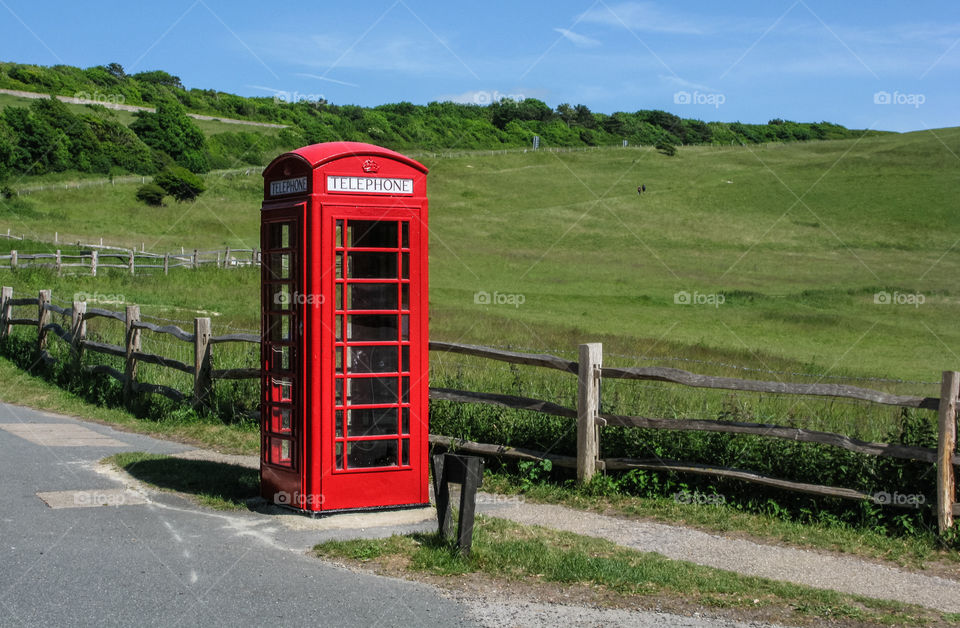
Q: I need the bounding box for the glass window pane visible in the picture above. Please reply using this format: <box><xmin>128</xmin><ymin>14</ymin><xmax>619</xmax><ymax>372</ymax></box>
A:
<box><xmin>268</xmin><ymin>253</ymin><xmax>291</xmax><ymax>280</ymax></box>
<box><xmin>336</xmin><ymin>316</ymin><xmax>343</xmax><ymax>341</ymax></box>
<box><xmin>335</xmin><ymin>346</ymin><xmax>343</xmax><ymax>373</ymax></box>
<box><xmin>402</xmin><ymin>439</ymin><xmax>409</xmax><ymax>466</ymax></box>
<box><xmin>347</xmin><ymin>252</ymin><xmax>397</xmax><ymax>278</ymax></box>
<box><xmin>269</xmin><ymin>223</ymin><xmax>291</xmax><ymax>249</ymax></box>
<box><xmin>335</xmin><ymin>378</ymin><xmax>343</xmax><ymax>405</ymax></box>
<box><xmin>401</xmin><ymin>284</ymin><xmax>409</xmax><ymax>310</ymax></box>
<box><xmin>401</xmin><ymin>376</ymin><xmax>409</xmax><ymax>404</ymax></box>
<box><xmin>347</xmin><ymin>440</ymin><xmax>398</xmax><ymax>468</ymax></box>
<box><xmin>402</xmin><ymin>407</ymin><xmax>410</xmax><ymax>434</ymax></box>
<box><xmin>401</xmin><ymin>222</ymin><xmax>409</xmax><ymax>248</ymax></box>
<box><xmin>401</xmin><ymin>253</ymin><xmax>409</xmax><ymax>278</ymax></box>
<box><xmin>347</xmin><ymin>407</ymin><xmax>398</xmax><ymax>436</ymax></box>
<box><xmin>349</xmin><ymin>221</ymin><xmax>397</xmax><ymax>248</ymax></box>
<box><xmin>336</xmin><ymin>441</ymin><xmax>344</xmax><ymax>469</ymax></box>
<box><xmin>348</xmin><ymin>283</ymin><xmax>398</xmax><ymax>310</ymax></box>
<box><xmin>347</xmin><ymin>345</ymin><xmax>398</xmax><ymax>373</ymax></box>
<box><xmin>347</xmin><ymin>315</ymin><xmax>397</xmax><ymax>341</ymax></box>
<box><xmin>336</xmin><ymin>410</ymin><xmax>343</xmax><ymax>438</ymax></box>
<box><xmin>336</xmin><ymin>220</ymin><xmax>343</xmax><ymax>248</ymax></box>
<box><xmin>401</xmin><ymin>315</ymin><xmax>409</xmax><ymax>341</ymax></box>
<box><xmin>347</xmin><ymin>376</ymin><xmax>398</xmax><ymax>405</ymax></box>
<box><xmin>335</xmin><ymin>253</ymin><xmax>343</xmax><ymax>279</ymax></box>
<box><xmin>272</xmin><ymin>284</ymin><xmax>292</xmax><ymax>310</ymax></box>
<box><xmin>268</xmin><ymin>315</ymin><xmax>292</xmax><ymax>342</ymax></box>
<box><xmin>270</xmin><ymin>406</ymin><xmax>292</xmax><ymax>433</ymax></box>
<box><xmin>335</xmin><ymin>284</ymin><xmax>343</xmax><ymax>310</ymax></box>
<box><xmin>401</xmin><ymin>345</ymin><xmax>409</xmax><ymax>372</ymax></box>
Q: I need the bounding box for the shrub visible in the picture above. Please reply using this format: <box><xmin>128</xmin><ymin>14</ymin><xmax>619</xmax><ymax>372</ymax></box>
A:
<box><xmin>154</xmin><ymin>166</ymin><xmax>205</xmax><ymax>202</ymax></box>
<box><xmin>656</xmin><ymin>140</ymin><xmax>677</xmax><ymax>156</ymax></box>
<box><xmin>135</xmin><ymin>183</ymin><xmax>166</xmax><ymax>206</ymax></box>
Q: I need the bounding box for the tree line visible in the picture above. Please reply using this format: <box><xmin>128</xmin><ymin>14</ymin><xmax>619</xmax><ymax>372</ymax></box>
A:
<box><xmin>0</xmin><ymin>60</ymin><xmax>885</xmax><ymax>184</ymax></box>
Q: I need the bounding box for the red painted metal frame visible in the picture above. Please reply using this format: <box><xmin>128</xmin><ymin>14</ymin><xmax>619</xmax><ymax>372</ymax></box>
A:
<box><xmin>260</xmin><ymin>142</ymin><xmax>429</xmax><ymax>513</ymax></box>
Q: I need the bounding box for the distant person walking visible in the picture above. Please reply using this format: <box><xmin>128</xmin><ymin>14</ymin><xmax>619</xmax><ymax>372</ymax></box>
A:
<box><xmin>637</xmin><ymin>184</ymin><xmax>646</xmax><ymax>195</ymax></box>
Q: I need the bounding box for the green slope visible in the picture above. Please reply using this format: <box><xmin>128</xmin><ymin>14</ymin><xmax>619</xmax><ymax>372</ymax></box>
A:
<box><xmin>1</xmin><ymin>129</ymin><xmax>958</xmax><ymax>381</ymax></box>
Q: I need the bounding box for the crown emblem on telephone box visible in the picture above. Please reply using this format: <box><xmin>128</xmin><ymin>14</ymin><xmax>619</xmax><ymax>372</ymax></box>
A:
<box><xmin>362</xmin><ymin>159</ymin><xmax>379</xmax><ymax>173</ymax></box>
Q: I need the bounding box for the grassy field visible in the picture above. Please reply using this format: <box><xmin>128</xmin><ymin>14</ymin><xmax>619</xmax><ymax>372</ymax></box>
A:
<box><xmin>2</xmin><ymin>129</ymin><xmax>958</xmax><ymax>382</ymax></box>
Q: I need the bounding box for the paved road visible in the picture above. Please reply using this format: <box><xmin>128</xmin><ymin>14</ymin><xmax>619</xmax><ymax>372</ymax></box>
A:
<box><xmin>0</xmin><ymin>402</ymin><xmax>785</xmax><ymax>628</ymax></box>
<box><xmin>0</xmin><ymin>402</ymin><xmax>471</xmax><ymax>628</ymax></box>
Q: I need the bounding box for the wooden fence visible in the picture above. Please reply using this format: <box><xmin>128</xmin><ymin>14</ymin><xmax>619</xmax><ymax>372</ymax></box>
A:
<box><xmin>3</xmin><ymin>284</ymin><xmax>959</xmax><ymax>533</ymax></box>
<box><xmin>0</xmin><ymin>286</ymin><xmax>259</xmax><ymax>410</ymax></box>
<box><xmin>426</xmin><ymin>341</ymin><xmax>960</xmax><ymax>534</ymax></box>
<box><xmin>0</xmin><ymin>247</ymin><xmax>261</xmax><ymax>276</ymax></box>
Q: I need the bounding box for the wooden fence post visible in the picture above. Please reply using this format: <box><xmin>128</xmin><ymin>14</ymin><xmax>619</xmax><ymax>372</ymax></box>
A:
<box><xmin>10</xmin><ymin>250</ymin><xmax>16</xmax><ymax>270</ymax></box>
<box><xmin>90</xmin><ymin>250</ymin><xmax>98</xmax><ymax>277</ymax></box>
<box><xmin>71</xmin><ymin>300</ymin><xmax>86</xmax><ymax>358</ymax></box>
<box><xmin>163</xmin><ymin>253</ymin><xmax>169</xmax><ymax>275</ymax></box>
<box><xmin>55</xmin><ymin>250</ymin><xmax>61</xmax><ymax>275</ymax></box>
<box><xmin>193</xmin><ymin>317</ymin><xmax>212</xmax><ymax>409</ymax></box>
<box><xmin>252</xmin><ymin>248</ymin><xmax>258</xmax><ymax>266</ymax></box>
<box><xmin>577</xmin><ymin>343</ymin><xmax>602</xmax><ymax>483</ymax></box>
<box><xmin>938</xmin><ymin>370</ymin><xmax>960</xmax><ymax>533</ymax></box>
<box><xmin>37</xmin><ymin>290</ymin><xmax>51</xmax><ymax>351</ymax></box>
<box><xmin>193</xmin><ymin>249</ymin><xmax>199</xmax><ymax>269</ymax></box>
<box><xmin>128</xmin><ymin>250</ymin><xmax>135</xmax><ymax>275</ymax></box>
<box><xmin>225</xmin><ymin>247</ymin><xmax>231</xmax><ymax>267</ymax></box>
<box><xmin>122</xmin><ymin>305</ymin><xmax>141</xmax><ymax>406</ymax></box>
<box><xmin>0</xmin><ymin>286</ymin><xmax>11</xmax><ymax>338</ymax></box>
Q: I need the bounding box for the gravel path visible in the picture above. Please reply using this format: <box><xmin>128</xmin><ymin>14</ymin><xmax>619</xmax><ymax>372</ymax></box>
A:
<box><xmin>454</xmin><ymin>595</ymin><xmax>785</xmax><ymax>628</ymax></box>
<box><xmin>479</xmin><ymin>497</ymin><xmax>960</xmax><ymax>614</ymax></box>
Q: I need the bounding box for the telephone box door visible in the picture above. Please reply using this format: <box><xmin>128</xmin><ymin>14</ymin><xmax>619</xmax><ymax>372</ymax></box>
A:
<box><xmin>317</xmin><ymin>208</ymin><xmax>427</xmax><ymax>510</ymax></box>
<box><xmin>260</xmin><ymin>208</ymin><xmax>305</xmax><ymax>503</ymax></box>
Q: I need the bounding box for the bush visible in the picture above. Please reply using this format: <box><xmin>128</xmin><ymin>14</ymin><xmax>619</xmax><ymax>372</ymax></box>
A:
<box><xmin>135</xmin><ymin>183</ymin><xmax>166</xmax><ymax>206</ymax></box>
<box><xmin>655</xmin><ymin>140</ymin><xmax>677</xmax><ymax>156</ymax></box>
<box><xmin>154</xmin><ymin>166</ymin><xmax>205</xmax><ymax>202</ymax></box>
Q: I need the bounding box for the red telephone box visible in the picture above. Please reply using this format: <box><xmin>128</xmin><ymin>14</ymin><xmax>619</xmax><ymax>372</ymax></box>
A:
<box><xmin>259</xmin><ymin>142</ymin><xmax>429</xmax><ymax>512</ymax></box>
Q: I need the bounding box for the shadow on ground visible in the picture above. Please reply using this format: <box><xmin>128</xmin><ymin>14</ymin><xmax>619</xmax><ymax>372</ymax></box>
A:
<box><xmin>109</xmin><ymin>453</ymin><xmax>259</xmax><ymax>509</ymax></box>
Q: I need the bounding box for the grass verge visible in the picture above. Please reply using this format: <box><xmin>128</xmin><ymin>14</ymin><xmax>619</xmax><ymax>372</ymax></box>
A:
<box><xmin>0</xmin><ymin>354</ymin><xmax>258</xmax><ymax>454</ymax></box>
<box><xmin>481</xmin><ymin>471</ymin><xmax>959</xmax><ymax>571</ymax></box>
<box><xmin>316</xmin><ymin>516</ymin><xmax>957</xmax><ymax>627</ymax></box>
<box><xmin>105</xmin><ymin>452</ymin><xmax>259</xmax><ymax>510</ymax></box>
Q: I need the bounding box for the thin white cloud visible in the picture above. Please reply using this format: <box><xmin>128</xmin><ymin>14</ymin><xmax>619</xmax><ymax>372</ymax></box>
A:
<box><xmin>554</xmin><ymin>28</ymin><xmax>601</xmax><ymax>48</ymax></box>
<box><xmin>295</xmin><ymin>72</ymin><xmax>359</xmax><ymax>88</ymax></box>
<box><xmin>579</xmin><ymin>2</ymin><xmax>705</xmax><ymax>35</ymax></box>
<box><xmin>659</xmin><ymin>75</ymin><xmax>715</xmax><ymax>93</ymax></box>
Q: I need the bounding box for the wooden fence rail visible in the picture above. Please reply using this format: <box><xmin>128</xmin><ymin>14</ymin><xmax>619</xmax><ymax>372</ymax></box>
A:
<box><xmin>1</xmin><ymin>286</ymin><xmax>958</xmax><ymax>532</ymax></box>
<box><xmin>0</xmin><ymin>286</ymin><xmax>258</xmax><ymax>410</ymax></box>
<box><xmin>427</xmin><ymin>340</ymin><xmax>960</xmax><ymax>533</ymax></box>
<box><xmin>0</xmin><ymin>247</ymin><xmax>261</xmax><ymax>276</ymax></box>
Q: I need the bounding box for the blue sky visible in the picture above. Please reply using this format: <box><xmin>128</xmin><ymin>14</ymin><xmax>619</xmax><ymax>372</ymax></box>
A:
<box><xmin>1</xmin><ymin>1</ymin><xmax>958</xmax><ymax>132</ymax></box>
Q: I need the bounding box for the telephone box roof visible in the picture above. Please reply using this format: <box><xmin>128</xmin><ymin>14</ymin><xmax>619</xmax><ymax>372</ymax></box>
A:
<box><xmin>285</xmin><ymin>141</ymin><xmax>428</xmax><ymax>174</ymax></box>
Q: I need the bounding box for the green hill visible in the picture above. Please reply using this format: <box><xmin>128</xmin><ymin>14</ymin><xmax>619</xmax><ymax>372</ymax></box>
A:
<box><xmin>0</xmin><ymin>60</ymin><xmax>885</xmax><ymax>184</ymax></box>
<box><xmin>1</xmin><ymin>128</ymin><xmax>958</xmax><ymax>382</ymax></box>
